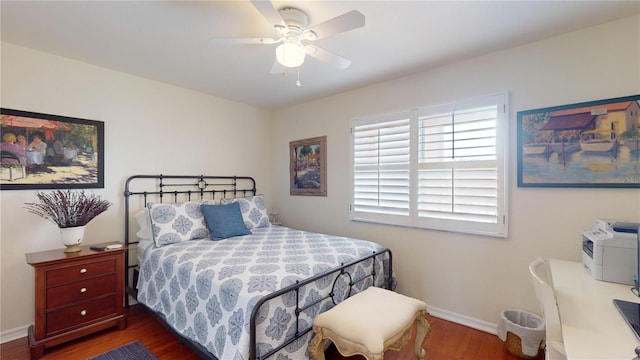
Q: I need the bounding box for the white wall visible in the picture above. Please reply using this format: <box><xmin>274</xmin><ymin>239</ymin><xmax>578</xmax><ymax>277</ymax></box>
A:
<box><xmin>271</xmin><ymin>15</ymin><xmax>640</xmax><ymax>329</ymax></box>
<box><xmin>2</xmin><ymin>14</ymin><xmax>639</xmax><ymax>341</ymax></box>
<box><xmin>0</xmin><ymin>43</ymin><xmax>273</xmax><ymax>337</ymax></box>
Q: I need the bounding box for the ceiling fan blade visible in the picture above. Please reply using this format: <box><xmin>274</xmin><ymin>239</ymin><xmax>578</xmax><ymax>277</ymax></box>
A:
<box><xmin>211</xmin><ymin>37</ymin><xmax>279</xmax><ymax>45</ymax></box>
<box><xmin>250</xmin><ymin>0</ymin><xmax>286</xmax><ymax>28</ymax></box>
<box><xmin>306</xmin><ymin>45</ymin><xmax>351</xmax><ymax>70</ymax></box>
<box><xmin>307</xmin><ymin>10</ymin><xmax>365</xmax><ymax>40</ymax></box>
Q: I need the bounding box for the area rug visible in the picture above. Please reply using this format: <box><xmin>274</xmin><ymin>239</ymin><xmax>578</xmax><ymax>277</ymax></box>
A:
<box><xmin>88</xmin><ymin>340</ymin><xmax>158</xmax><ymax>360</ymax></box>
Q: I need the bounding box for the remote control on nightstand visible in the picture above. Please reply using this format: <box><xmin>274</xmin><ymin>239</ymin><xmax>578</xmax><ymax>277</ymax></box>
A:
<box><xmin>90</xmin><ymin>244</ymin><xmax>123</xmax><ymax>251</ymax></box>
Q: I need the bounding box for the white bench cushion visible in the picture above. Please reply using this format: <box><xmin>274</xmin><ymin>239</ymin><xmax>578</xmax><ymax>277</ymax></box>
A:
<box><xmin>313</xmin><ymin>287</ymin><xmax>427</xmax><ymax>354</ymax></box>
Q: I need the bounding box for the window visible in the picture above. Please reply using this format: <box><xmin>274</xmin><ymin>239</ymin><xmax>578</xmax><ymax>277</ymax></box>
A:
<box><xmin>350</xmin><ymin>93</ymin><xmax>509</xmax><ymax>237</ymax></box>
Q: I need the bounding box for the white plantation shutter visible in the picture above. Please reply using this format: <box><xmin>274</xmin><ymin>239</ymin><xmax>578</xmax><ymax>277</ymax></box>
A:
<box><xmin>417</xmin><ymin>104</ymin><xmax>501</xmax><ymax>228</ymax></box>
<box><xmin>350</xmin><ymin>93</ymin><xmax>508</xmax><ymax>237</ymax></box>
<box><xmin>351</xmin><ymin>115</ymin><xmax>411</xmax><ymax>223</ymax></box>
<box><xmin>417</xmin><ymin>167</ymin><xmax>498</xmax><ymax>223</ymax></box>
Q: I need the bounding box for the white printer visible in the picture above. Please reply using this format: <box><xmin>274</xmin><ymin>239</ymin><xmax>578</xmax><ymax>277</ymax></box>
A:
<box><xmin>581</xmin><ymin>219</ymin><xmax>639</xmax><ymax>285</ymax></box>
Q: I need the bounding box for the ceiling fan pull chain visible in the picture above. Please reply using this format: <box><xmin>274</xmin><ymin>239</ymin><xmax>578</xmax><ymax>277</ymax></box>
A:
<box><xmin>296</xmin><ymin>67</ymin><xmax>302</xmax><ymax>87</ymax></box>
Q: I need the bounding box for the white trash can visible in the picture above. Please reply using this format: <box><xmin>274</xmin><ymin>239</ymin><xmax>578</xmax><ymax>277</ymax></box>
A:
<box><xmin>497</xmin><ymin>309</ymin><xmax>545</xmax><ymax>359</ymax></box>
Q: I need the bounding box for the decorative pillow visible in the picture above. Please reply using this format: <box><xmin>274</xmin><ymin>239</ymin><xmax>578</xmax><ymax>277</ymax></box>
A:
<box><xmin>220</xmin><ymin>194</ymin><xmax>271</xmax><ymax>229</ymax></box>
<box><xmin>200</xmin><ymin>202</ymin><xmax>252</xmax><ymax>240</ymax></box>
<box><xmin>147</xmin><ymin>202</ymin><xmax>210</xmax><ymax>247</ymax></box>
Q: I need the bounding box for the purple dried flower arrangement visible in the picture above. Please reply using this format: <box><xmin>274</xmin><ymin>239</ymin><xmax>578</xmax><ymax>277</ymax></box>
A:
<box><xmin>24</xmin><ymin>190</ymin><xmax>112</xmax><ymax>228</ymax></box>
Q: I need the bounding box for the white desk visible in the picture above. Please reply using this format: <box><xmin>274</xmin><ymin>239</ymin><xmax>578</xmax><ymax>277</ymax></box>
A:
<box><xmin>550</xmin><ymin>259</ymin><xmax>640</xmax><ymax>360</ymax></box>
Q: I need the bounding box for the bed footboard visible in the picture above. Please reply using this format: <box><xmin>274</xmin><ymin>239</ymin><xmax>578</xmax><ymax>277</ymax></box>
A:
<box><xmin>249</xmin><ymin>248</ymin><xmax>393</xmax><ymax>360</ymax></box>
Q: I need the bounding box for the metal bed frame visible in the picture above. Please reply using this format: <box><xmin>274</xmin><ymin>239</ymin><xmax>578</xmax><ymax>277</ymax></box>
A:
<box><xmin>123</xmin><ymin>174</ymin><xmax>393</xmax><ymax>360</ymax></box>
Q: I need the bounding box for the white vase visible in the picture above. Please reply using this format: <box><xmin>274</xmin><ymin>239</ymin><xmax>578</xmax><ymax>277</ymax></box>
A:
<box><xmin>60</xmin><ymin>225</ymin><xmax>86</xmax><ymax>253</ymax></box>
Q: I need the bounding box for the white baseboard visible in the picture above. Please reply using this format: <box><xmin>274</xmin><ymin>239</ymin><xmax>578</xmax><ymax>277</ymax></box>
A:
<box><xmin>0</xmin><ymin>324</ymin><xmax>29</xmax><ymax>344</ymax></box>
<box><xmin>427</xmin><ymin>304</ymin><xmax>498</xmax><ymax>335</ymax></box>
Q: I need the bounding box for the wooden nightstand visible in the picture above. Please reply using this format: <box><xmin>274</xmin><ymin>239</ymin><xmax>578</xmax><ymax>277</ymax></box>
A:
<box><xmin>25</xmin><ymin>245</ymin><xmax>127</xmax><ymax>359</ymax></box>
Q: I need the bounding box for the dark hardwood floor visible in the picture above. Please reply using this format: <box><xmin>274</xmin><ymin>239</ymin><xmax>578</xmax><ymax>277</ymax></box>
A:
<box><xmin>0</xmin><ymin>305</ymin><xmax>536</xmax><ymax>360</ymax></box>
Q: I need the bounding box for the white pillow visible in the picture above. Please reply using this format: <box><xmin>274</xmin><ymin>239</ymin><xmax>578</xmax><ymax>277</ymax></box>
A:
<box><xmin>220</xmin><ymin>194</ymin><xmax>271</xmax><ymax>229</ymax></box>
<box><xmin>147</xmin><ymin>202</ymin><xmax>210</xmax><ymax>247</ymax></box>
<box><xmin>134</xmin><ymin>209</ymin><xmax>153</xmax><ymax>240</ymax></box>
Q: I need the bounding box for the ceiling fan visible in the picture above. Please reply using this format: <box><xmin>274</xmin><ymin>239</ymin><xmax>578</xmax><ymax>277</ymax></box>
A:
<box><xmin>219</xmin><ymin>0</ymin><xmax>365</xmax><ymax>79</ymax></box>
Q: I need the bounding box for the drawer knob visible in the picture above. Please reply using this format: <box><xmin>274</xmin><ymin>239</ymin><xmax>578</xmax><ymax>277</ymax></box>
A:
<box><xmin>80</xmin><ymin>268</ymin><xmax>87</xmax><ymax>274</ymax></box>
<box><xmin>80</xmin><ymin>310</ymin><xmax>87</xmax><ymax>316</ymax></box>
<box><xmin>80</xmin><ymin>287</ymin><xmax>87</xmax><ymax>293</ymax></box>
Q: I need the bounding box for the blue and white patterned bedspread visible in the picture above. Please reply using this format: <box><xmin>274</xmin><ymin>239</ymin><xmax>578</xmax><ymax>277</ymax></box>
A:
<box><xmin>136</xmin><ymin>225</ymin><xmax>391</xmax><ymax>360</ymax></box>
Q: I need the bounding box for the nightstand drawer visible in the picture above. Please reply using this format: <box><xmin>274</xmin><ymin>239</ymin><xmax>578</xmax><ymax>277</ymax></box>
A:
<box><xmin>46</xmin><ymin>274</ymin><xmax>116</xmax><ymax>309</ymax></box>
<box><xmin>46</xmin><ymin>295</ymin><xmax>116</xmax><ymax>334</ymax></box>
<box><xmin>46</xmin><ymin>259</ymin><xmax>115</xmax><ymax>286</ymax></box>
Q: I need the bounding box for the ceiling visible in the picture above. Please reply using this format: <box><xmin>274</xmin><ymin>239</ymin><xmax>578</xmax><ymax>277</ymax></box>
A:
<box><xmin>1</xmin><ymin>1</ymin><xmax>638</xmax><ymax>110</ymax></box>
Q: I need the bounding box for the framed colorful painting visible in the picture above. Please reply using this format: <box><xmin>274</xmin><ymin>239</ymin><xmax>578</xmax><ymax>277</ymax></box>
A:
<box><xmin>290</xmin><ymin>136</ymin><xmax>327</xmax><ymax>196</ymax></box>
<box><xmin>0</xmin><ymin>108</ymin><xmax>104</xmax><ymax>190</ymax></box>
<box><xmin>517</xmin><ymin>95</ymin><xmax>640</xmax><ymax>188</ymax></box>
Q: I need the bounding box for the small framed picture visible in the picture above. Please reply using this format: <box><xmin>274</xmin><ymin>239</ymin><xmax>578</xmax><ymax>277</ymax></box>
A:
<box><xmin>290</xmin><ymin>136</ymin><xmax>327</xmax><ymax>196</ymax></box>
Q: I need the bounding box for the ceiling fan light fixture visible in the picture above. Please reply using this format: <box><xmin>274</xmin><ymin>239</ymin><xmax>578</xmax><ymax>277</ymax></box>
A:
<box><xmin>276</xmin><ymin>39</ymin><xmax>306</xmax><ymax>68</ymax></box>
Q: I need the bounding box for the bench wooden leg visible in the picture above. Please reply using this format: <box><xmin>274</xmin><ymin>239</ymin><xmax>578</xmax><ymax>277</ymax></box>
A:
<box><xmin>309</xmin><ymin>330</ymin><xmax>328</xmax><ymax>360</ymax></box>
<box><xmin>414</xmin><ymin>310</ymin><xmax>430</xmax><ymax>359</ymax></box>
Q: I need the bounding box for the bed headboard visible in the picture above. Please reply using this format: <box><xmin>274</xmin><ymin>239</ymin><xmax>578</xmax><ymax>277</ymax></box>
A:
<box><xmin>123</xmin><ymin>174</ymin><xmax>256</xmax><ymax>304</ymax></box>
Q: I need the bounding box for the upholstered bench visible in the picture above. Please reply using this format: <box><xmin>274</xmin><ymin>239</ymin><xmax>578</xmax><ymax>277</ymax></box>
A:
<box><xmin>309</xmin><ymin>286</ymin><xmax>430</xmax><ymax>360</ymax></box>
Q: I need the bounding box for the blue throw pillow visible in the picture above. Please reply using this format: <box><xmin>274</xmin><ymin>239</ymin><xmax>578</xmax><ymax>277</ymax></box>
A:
<box><xmin>200</xmin><ymin>202</ymin><xmax>251</xmax><ymax>240</ymax></box>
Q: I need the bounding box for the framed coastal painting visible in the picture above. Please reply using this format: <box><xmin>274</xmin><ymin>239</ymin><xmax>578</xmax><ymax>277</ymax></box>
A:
<box><xmin>290</xmin><ymin>136</ymin><xmax>327</xmax><ymax>196</ymax></box>
<box><xmin>0</xmin><ymin>108</ymin><xmax>104</xmax><ymax>190</ymax></box>
<box><xmin>517</xmin><ymin>95</ymin><xmax>640</xmax><ymax>188</ymax></box>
